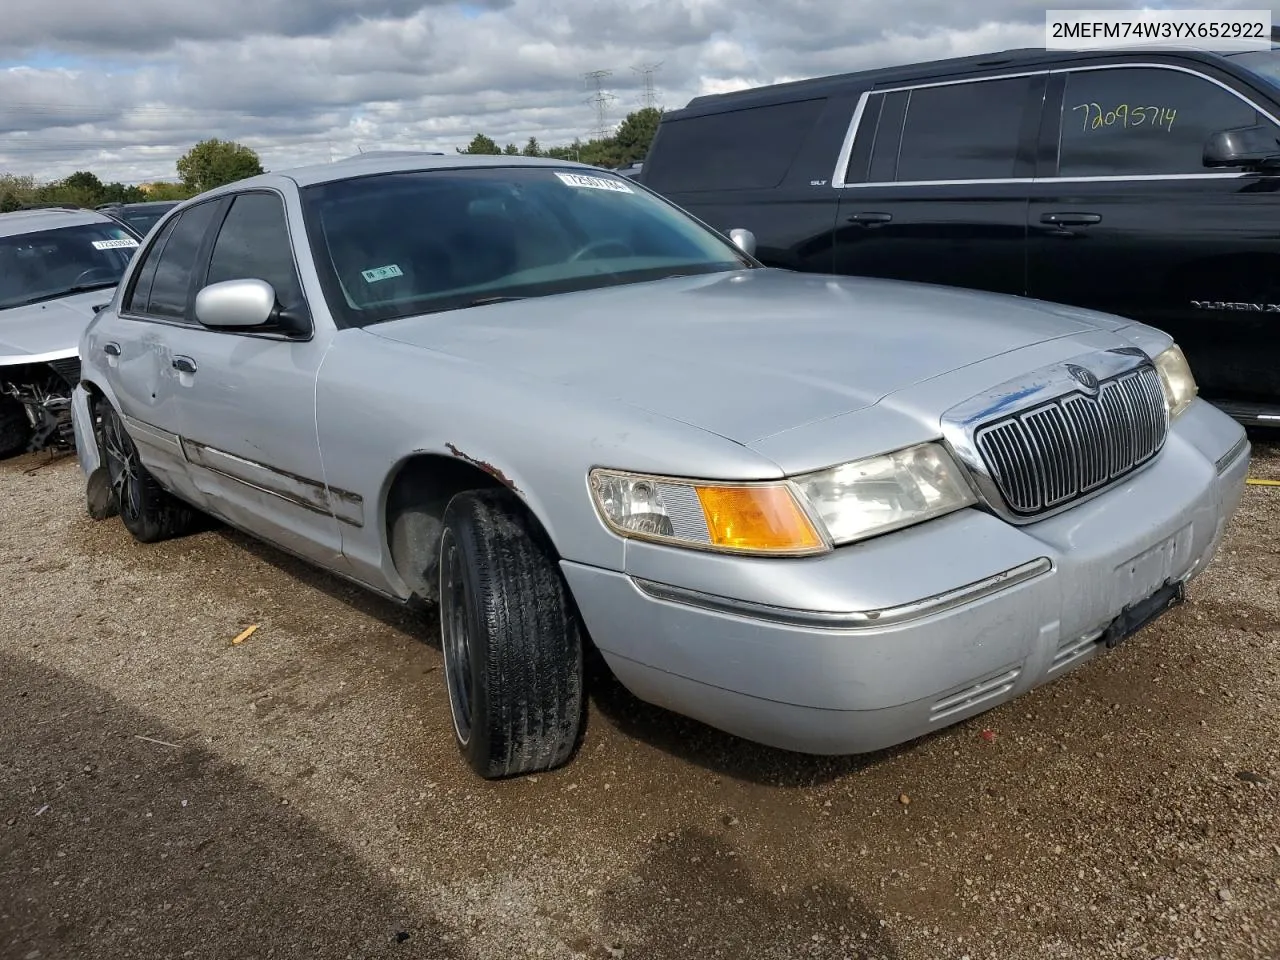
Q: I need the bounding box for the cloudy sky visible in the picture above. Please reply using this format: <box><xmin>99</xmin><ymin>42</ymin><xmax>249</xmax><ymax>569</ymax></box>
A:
<box><xmin>0</xmin><ymin>0</ymin><xmax>1265</xmax><ymax>184</ymax></box>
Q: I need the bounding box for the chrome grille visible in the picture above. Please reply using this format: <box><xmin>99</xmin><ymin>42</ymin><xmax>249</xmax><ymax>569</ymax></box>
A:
<box><xmin>974</xmin><ymin>364</ymin><xmax>1167</xmax><ymax>517</ymax></box>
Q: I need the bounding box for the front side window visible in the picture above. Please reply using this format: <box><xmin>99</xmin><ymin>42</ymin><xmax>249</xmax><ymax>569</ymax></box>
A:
<box><xmin>301</xmin><ymin>166</ymin><xmax>754</xmax><ymax>326</ymax></box>
<box><xmin>1056</xmin><ymin>66</ymin><xmax>1265</xmax><ymax>176</ymax></box>
<box><xmin>205</xmin><ymin>192</ymin><xmax>303</xmax><ymax>309</ymax></box>
<box><xmin>0</xmin><ymin>221</ymin><xmax>139</xmax><ymax>310</ymax></box>
<box><xmin>892</xmin><ymin>76</ymin><xmax>1033</xmax><ymax>181</ymax></box>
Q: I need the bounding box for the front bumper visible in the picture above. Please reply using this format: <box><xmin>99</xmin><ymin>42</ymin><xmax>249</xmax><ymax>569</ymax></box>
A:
<box><xmin>561</xmin><ymin>399</ymin><xmax>1250</xmax><ymax>755</ymax></box>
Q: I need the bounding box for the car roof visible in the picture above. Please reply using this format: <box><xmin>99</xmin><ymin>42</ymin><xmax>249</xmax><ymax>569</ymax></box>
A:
<box><xmin>188</xmin><ymin>153</ymin><xmax>602</xmax><ymax>200</ymax></box>
<box><xmin>672</xmin><ymin>45</ymin><xmax>1249</xmax><ymax>115</ymax></box>
<box><xmin>0</xmin><ymin>206</ymin><xmax>120</xmax><ymax>239</ymax></box>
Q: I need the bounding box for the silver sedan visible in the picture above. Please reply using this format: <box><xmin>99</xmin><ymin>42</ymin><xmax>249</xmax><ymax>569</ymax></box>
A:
<box><xmin>70</xmin><ymin>154</ymin><xmax>1249</xmax><ymax>779</ymax></box>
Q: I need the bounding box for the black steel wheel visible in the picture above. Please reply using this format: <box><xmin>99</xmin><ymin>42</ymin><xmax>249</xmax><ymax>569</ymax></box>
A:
<box><xmin>437</xmin><ymin>489</ymin><xmax>584</xmax><ymax>779</ymax></box>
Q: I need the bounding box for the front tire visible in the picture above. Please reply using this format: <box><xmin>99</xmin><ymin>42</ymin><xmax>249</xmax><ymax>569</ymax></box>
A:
<box><xmin>438</xmin><ymin>489</ymin><xmax>584</xmax><ymax>779</ymax></box>
<box><xmin>99</xmin><ymin>404</ymin><xmax>199</xmax><ymax>543</ymax></box>
<box><xmin>0</xmin><ymin>394</ymin><xmax>31</xmax><ymax>459</ymax></box>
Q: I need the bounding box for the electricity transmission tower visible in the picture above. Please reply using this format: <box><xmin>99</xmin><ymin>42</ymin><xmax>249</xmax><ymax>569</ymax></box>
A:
<box><xmin>632</xmin><ymin>62</ymin><xmax>663</xmax><ymax>109</ymax></box>
<box><xmin>583</xmin><ymin>69</ymin><xmax>617</xmax><ymax>140</ymax></box>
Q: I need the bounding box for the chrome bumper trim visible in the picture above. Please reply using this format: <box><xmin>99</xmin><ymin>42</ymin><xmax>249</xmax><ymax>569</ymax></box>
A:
<box><xmin>1215</xmin><ymin>433</ymin><xmax>1250</xmax><ymax>475</ymax></box>
<box><xmin>631</xmin><ymin>557</ymin><xmax>1053</xmax><ymax>631</ymax></box>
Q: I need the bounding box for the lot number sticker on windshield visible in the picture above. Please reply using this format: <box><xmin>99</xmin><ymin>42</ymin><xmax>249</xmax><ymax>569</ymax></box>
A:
<box><xmin>554</xmin><ymin>172</ymin><xmax>632</xmax><ymax>193</ymax></box>
<box><xmin>91</xmin><ymin>238</ymin><xmax>139</xmax><ymax>250</ymax></box>
<box><xmin>362</xmin><ymin>264</ymin><xmax>404</xmax><ymax>283</ymax></box>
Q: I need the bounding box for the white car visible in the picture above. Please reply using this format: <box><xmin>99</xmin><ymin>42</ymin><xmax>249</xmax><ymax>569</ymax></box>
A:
<box><xmin>0</xmin><ymin>207</ymin><xmax>139</xmax><ymax>458</ymax></box>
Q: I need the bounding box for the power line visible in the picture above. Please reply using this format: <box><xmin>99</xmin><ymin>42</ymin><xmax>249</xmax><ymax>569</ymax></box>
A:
<box><xmin>582</xmin><ymin>69</ymin><xmax>616</xmax><ymax>141</ymax></box>
<box><xmin>632</xmin><ymin>62</ymin><xmax>663</xmax><ymax>110</ymax></box>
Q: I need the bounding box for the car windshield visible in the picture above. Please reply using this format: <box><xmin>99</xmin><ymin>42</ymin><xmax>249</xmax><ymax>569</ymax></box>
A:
<box><xmin>0</xmin><ymin>222</ymin><xmax>139</xmax><ymax>310</ymax></box>
<box><xmin>119</xmin><ymin>209</ymin><xmax>170</xmax><ymax>235</ymax></box>
<box><xmin>300</xmin><ymin>165</ymin><xmax>754</xmax><ymax>326</ymax></box>
<box><xmin>1227</xmin><ymin>49</ymin><xmax>1280</xmax><ymax>90</ymax></box>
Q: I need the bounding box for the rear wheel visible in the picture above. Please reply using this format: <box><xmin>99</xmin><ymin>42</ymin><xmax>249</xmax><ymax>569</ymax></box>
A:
<box><xmin>438</xmin><ymin>489</ymin><xmax>584</xmax><ymax>779</ymax></box>
<box><xmin>99</xmin><ymin>404</ymin><xmax>200</xmax><ymax>543</ymax></box>
<box><xmin>0</xmin><ymin>394</ymin><xmax>31</xmax><ymax>459</ymax></box>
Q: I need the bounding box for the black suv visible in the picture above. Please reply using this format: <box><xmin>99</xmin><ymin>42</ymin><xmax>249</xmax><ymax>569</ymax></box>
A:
<box><xmin>640</xmin><ymin>44</ymin><xmax>1280</xmax><ymax>426</ymax></box>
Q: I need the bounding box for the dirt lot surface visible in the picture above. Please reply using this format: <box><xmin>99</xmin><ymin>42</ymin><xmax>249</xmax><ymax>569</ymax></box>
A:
<box><xmin>2</xmin><ymin>438</ymin><xmax>1278</xmax><ymax>960</ymax></box>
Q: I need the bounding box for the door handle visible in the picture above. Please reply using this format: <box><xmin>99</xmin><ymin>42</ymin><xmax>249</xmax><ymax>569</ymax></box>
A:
<box><xmin>1040</xmin><ymin>212</ymin><xmax>1101</xmax><ymax>226</ymax></box>
<box><xmin>172</xmin><ymin>356</ymin><xmax>197</xmax><ymax>375</ymax></box>
<box><xmin>846</xmin><ymin>212</ymin><xmax>893</xmax><ymax>225</ymax></box>
<box><xmin>103</xmin><ymin>342</ymin><xmax>120</xmax><ymax>357</ymax></box>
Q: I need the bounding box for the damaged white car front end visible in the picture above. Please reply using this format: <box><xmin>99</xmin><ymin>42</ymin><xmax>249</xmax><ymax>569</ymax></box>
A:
<box><xmin>0</xmin><ymin>207</ymin><xmax>139</xmax><ymax>459</ymax></box>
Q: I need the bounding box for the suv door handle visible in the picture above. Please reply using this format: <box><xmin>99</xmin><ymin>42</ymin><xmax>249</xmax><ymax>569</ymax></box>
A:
<box><xmin>172</xmin><ymin>356</ymin><xmax>198</xmax><ymax>375</ymax></box>
<box><xmin>846</xmin><ymin>212</ymin><xmax>893</xmax><ymax>225</ymax></box>
<box><xmin>1040</xmin><ymin>212</ymin><xmax>1101</xmax><ymax>226</ymax></box>
<box><xmin>103</xmin><ymin>342</ymin><xmax>120</xmax><ymax>357</ymax></box>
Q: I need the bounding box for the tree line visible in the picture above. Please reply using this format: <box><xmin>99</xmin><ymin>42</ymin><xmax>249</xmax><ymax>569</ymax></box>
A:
<box><xmin>1</xmin><ymin>108</ymin><xmax>662</xmax><ymax>214</ymax></box>
<box><xmin>457</xmin><ymin>107</ymin><xmax>661</xmax><ymax>169</ymax></box>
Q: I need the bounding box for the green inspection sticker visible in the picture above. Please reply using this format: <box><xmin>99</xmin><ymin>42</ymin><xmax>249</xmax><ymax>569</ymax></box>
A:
<box><xmin>362</xmin><ymin>264</ymin><xmax>404</xmax><ymax>283</ymax></box>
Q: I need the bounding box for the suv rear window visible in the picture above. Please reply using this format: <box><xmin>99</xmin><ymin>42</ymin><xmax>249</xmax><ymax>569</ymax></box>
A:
<box><xmin>641</xmin><ymin>98</ymin><xmax>828</xmax><ymax>193</ymax></box>
<box><xmin>892</xmin><ymin>76</ymin><xmax>1033</xmax><ymax>181</ymax></box>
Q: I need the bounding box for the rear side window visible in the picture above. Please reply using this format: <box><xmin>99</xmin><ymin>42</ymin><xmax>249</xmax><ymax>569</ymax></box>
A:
<box><xmin>1056</xmin><ymin>66</ymin><xmax>1265</xmax><ymax>176</ymax></box>
<box><xmin>892</xmin><ymin>76</ymin><xmax>1034</xmax><ymax>181</ymax></box>
<box><xmin>128</xmin><ymin>200</ymin><xmax>221</xmax><ymax>320</ymax></box>
<box><xmin>642</xmin><ymin>98</ymin><xmax>828</xmax><ymax>192</ymax></box>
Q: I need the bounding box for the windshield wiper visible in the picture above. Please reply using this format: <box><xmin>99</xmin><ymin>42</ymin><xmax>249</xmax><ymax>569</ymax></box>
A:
<box><xmin>463</xmin><ymin>295</ymin><xmax>527</xmax><ymax>307</ymax></box>
<box><xmin>68</xmin><ymin>280</ymin><xmax>119</xmax><ymax>293</ymax></box>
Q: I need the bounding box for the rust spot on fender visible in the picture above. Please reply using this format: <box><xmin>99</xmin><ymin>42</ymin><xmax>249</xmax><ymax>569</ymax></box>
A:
<box><xmin>445</xmin><ymin>443</ymin><xmax>521</xmax><ymax>493</ymax></box>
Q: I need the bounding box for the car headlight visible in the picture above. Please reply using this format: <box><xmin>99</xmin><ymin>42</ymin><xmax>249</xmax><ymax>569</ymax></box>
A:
<box><xmin>1153</xmin><ymin>344</ymin><xmax>1197</xmax><ymax>419</ymax></box>
<box><xmin>790</xmin><ymin>442</ymin><xmax>976</xmax><ymax>545</ymax></box>
<box><xmin>588</xmin><ymin>442</ymin><xmax>976</xmax><ymax>556</ymax></box>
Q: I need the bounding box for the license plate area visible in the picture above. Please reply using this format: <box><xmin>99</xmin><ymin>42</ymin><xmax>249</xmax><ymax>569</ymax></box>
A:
<box><xmin>1101</xmin><ymin>578</ymin><xmax>1184</xmax><ymax>649</ymax></box>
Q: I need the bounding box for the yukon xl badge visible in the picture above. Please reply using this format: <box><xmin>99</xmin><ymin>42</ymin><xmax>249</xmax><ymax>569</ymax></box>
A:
<box><xmin>1191</xmin><ymin>300</ymin><xmax>1280</xmax><ymax>312</ymax></box>
<box><xmin>1066</xmin><ymin>364</ymin><xmax>1099</xmax><ymax>392</ymax></box>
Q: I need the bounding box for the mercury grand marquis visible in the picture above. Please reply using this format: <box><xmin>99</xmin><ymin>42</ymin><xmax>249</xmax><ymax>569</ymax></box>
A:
<box><xmin>69</xmin><ymin>154</ymin><xmax>1250</xmax><ymax>779</ymax></box>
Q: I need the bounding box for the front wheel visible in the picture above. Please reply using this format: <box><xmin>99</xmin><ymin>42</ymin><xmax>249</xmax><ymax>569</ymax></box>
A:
<box><xmin>0</xmin><ymin>394</ymin><xmax>32</xmax><ymax>459</ymax></box>
<box><xmin>438</xmin><ymin>489</ymin><xmax>584</xmax><ymax>779</ymax></box>
<box><xmin>99</xmin><ymin>403</ymin><xmax>200</xmax><ymax>543</ymax></box>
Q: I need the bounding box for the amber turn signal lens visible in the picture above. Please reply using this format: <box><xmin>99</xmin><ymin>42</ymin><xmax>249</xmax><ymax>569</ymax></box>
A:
<box><xmin>693</xmin><ymin>484</ymin><xmax>824</xmax><ymax>553</ymax></box>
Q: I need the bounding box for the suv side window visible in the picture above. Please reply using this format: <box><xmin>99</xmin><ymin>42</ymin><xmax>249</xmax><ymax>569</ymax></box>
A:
<box><xmin>140</xmin><ymin>200</ymin><xmax>222</xmax><ymax>320</ymax></box>
<box><xmin>1056</xmin><ymin>66</ymin><xmax>1268</xmax><ymax>176</ymax></box>
<box><xmin>204</xmin><ymin>192</ymin><xmax>304</xmax><ymax>309</ymax></box>
<box><xmin>892</xmin><ymin>76</ymin><xmax>1033</xmax><ymax>181</ymax></box>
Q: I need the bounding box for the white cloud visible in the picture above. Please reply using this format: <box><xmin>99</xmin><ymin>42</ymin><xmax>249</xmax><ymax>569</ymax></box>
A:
<box><xmin>0</xmin><ymin>0</ymin><xmax>1239</xmax><ymax>183</ymax></box>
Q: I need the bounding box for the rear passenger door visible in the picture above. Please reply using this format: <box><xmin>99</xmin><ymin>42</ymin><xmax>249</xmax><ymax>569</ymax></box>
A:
<box><xmin>93</xmin><ymin>198</ymin><xmax>223</xmax><ymax>505</ymax></box>
<box><xmin>1025</xmin><ymin>63</ymin><xmax>1280</xmax><ymax>409</ymax></box>
<box><xmin>834</xmin><ymin>73</ymin><xmax>1044</xmax><ymax>296</ymax></box>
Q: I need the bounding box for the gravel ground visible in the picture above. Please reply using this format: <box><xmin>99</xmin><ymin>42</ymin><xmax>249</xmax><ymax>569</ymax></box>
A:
<box><xmin>1</xmin><ymin>437</ymin><xmax>1278</xmax><ymax>960</ymax></box>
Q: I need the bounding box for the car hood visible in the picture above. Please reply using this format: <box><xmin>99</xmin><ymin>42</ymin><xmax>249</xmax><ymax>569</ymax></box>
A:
<box><xmin>368</xmin><ymin>269</ymin><xmax>1135</xmax><ymax>443</ymax></box>
<box><xmin>0</xmin><ymin>288</ymin><xmax>115</xmax><ymax>363</ymax></box>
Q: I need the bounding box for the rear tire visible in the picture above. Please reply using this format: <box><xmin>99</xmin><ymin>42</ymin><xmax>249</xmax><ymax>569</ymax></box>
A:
<box><xmin>438</xmin><ymin>489</ymin><xmax>584</xmax><ymax>779</ymax></box>
<box><xmin>0</xmin><ymin>395</ymin><xmax>31</xmax><ymax>460</ymax></box>
<box><xmin>99</xmin><ymin>403</ymin><xmax>200</xmax><ymax>543</ymax></box>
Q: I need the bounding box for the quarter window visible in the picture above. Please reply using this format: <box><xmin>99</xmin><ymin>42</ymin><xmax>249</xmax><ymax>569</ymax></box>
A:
<box><xmin>205</xmin><ymin>192</ymin><xmax>303</xmax><ymax>308</ymax></box>
<box><xmin>140</xmin><ymin>200</ymin><xmax>221</xmax><ymax>320</ymax></box>
<box><xmin>1056</xmin><ymin>67</ymin><xmax>1266</xmax><ymax>176</ymax></box>
<box><xmin>892</xmin><ymin>77</ymin><xmax>1033</xmax><ymax>181</ymax></box>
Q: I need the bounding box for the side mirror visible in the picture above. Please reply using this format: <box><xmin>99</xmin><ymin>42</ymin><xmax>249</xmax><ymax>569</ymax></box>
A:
<box><xmin>1204</xmin><ymin>124</ymin><xmax>1280</xmax><ymax>170</ymax></box>
<box><xmin>194</xmin><ymin>278</ymin><xmax>277</xmax><ymax>328</ymax></box>
<box><xmin>727</xmin><ymin>228</ymin><xmax>757</xmax><ymax>257</ymax></box>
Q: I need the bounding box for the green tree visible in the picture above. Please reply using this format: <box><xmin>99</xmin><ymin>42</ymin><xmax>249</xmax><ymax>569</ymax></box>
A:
<box><xmin>0</xmin><ymin>174</ymin><xmax>37</xmax><ymax>212</ymax></box>
<box><xmin>503</xmin><ymin>143</ymin><xmax>520</xmax><ymax>155</ymax></box>
<box><xmin>457</xmin><ymin>133</ymin><xmax>501</xmax><ymax>155</ymax></box>
<box><xmin>176</xmin><ymin>138</ymin><xmax>265</xmax><ymax>194</ymax></box>
<box><xmin>142</xmin><ymin>181</ymin><xmax>197</xmax><ymax>201</ymax></box>
<box><xmin>611</xmin><ymin>107</ymin><xmax>662</xmax><ymax>165</ymax></box>
<box><xmin>521</xmin><ymin>136</ymin><xmax>542</xmax><ymax>157</ymax></box>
